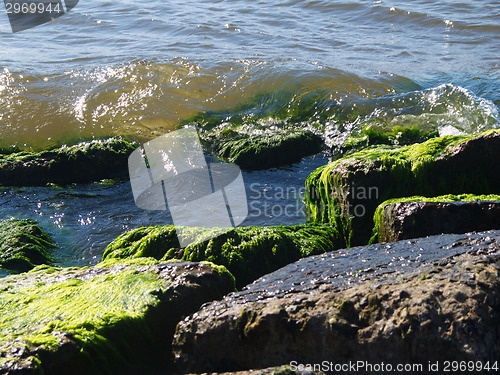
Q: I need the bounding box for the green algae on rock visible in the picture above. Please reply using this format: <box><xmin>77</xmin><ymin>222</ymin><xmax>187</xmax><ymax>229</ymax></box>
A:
<box><xmin>191</xmin><ymin>123</ymin><xmax>323</xmax><ymax>170</ymax></box>
<box><xmin>332</xmin><ymin>125</ymin><xmax>439</xmax><ymax>158</ymax></box>
<box><xmin>0</xmin><ymin>138</ymin><xmax>136</xmax><ymax>186</ymax></box>
<box><xmin>305</xmin><ymin>130</ymin><xmax>500</xmax><ymax>247</ymax></box>
<box><xmin>103</xmin><ymin>225</ymin><xmax>341</xmax><ymax>289</ymax></box>
<box><xmin>0</xmin><ymin>258</ymin><xmax>234</xmax><ymax>375</ymax></box>
<box><xmin>0</xmin><ymin>218</ymin><xmax>55</xmax><ymax>272</ymax></box>
<box><xmin>370</xmin><ymin>194</ymin><xmax>500</xmax><ymax>243</ymax></box>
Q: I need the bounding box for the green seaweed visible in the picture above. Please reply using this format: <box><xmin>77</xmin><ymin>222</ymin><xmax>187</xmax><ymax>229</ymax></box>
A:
<box><xmin>0</xmin><ymin>218</ymin><xmax>55</xmax><ymax>272</ymax></box>
<box><xmin>335</xmin><ymin>125</ymin><xmax>439</xmax><ymax>158</ymax></box>
<box><xmin>0</xmin><ymin>258</ymin><xmax>234</xmax><ymax>374</ymax></box>
<box><xmin>103</xmin><ymin>224</ymin><xmax>341</xmax><ymax>289</ymax></box>
<box><xmin>205</xmin><ymin>126</ymin><xmax>323</xmax><ymax>170</ymax></box>
<box><xmin>0</xmin><ymin>138</ymin><xmax>137</xmax><ymax>186</ymax></box>
<box><xmin>369</xmin><ymin>193</ymin><xmax>500</xmax><ymax>244</ymax></box>
<box><xmin>305</xmin><ymin>130</ymin><xmax>500</xmax><ymax>247</ymax></box>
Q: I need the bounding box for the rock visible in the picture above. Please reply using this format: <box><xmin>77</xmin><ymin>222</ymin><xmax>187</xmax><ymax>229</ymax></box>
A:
<box><xmin>103</xmin><ymin>225</ymin><xmax>341</xmax><ymax>289</ymax></box>
<box><xmin>0</xmin><ymin>218</ymin><xmax>55</xmax><ymax>272</ymax></box>
<box><xmin>197</xmin><ymin>125</ymin><xmax>323</xmax><ymax>170</ymax></box>
<box><xmin>331</xmin><ymin>125</ymin><xmax>439</xmax><ymax>158</ymax></box>
<box><xmin>0</xmin><ymin>258</ymin><xmax>234</xmax><ymax>375</ymax></box>
<box><xmin>305</xmin><ymin>130</ymin><xmax>500</xmax><ymax>247</ymax></box>
<box><xmin>0</xmin><ymin>138</ymin><xmax>136</xmax><ymax>186</ymax></box>
<box><xmin>172</xmin><ymin>230</ymin><xmax>500</xmax><ymax>373</ymax></box>
<box><xmin>372</xmin><ymin>194</ymin><xmax>500</xmax><ymax>243</ymax></box>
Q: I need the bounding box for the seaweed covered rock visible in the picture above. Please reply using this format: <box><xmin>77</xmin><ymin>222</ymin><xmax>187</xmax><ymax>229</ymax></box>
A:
<box><xmin>173</xmin><ymin>231</ymin><xmax>500</xmax><ymax>373</ymax></box>
<box><xmin>305</xmin><ymin>130</ymin><xmax>500</xmax><ymax>247</ymax></box>
<box><xmin>195</xmin><ymin>124</ymin><xmax>323</xmax><ymax>170</ymax></box>
<box><xmin>0</xmin><ymin>138</ymin><xmax>136</xmax><ymax>186</ymax></box>
<box><xmin>0</xmin><ymin>218</ymin><xmax>55</xmax><ymax>272</ymax></box>
<box><xmin>372</xmin><ymin>194</ymin><xmax>500</xmax><ymax>243</ymax></box>
<box><xmin>103</xmin><ymin>225</ymin><xmax>341</xmax><ymax>289</ymax></box>
<box><xmin>332</xmin><ymin>125</ymin><xmax>438</xmax><ymax>158</ymax></box>
<box><xmin>0</xmin><ymin>258</ymin><xmax>234</xmax><ymax>375</ymax></box>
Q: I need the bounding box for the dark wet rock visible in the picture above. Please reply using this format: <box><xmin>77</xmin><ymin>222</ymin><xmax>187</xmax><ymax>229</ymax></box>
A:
<box><xmin>372</xmin><ymin>194</ymin><xmax>500</xmax><ymax>243</ymax></box>
<box><xmin>305</xmin><ymin>130</ymin><xmax>500</xmax><ymax>247</ymax></box>
<box><xmin>103</xmin><ymin>224</ymin><xmax>341</xmax><ymax>289</ymax></box>
<box><xmin>0</xmin><ymin>138</ymin><xmax>136</xmax><ymax>186</ymax></box>
<box><xmin>0</xmin><ymin>218</ymin><xmax>55</xmax><ymax>272</ymax></box>
<box><xmin>173</xmin><ymin>230</ymin><xmax>500</xmax><ymax>373</ymax></box>
<box><xmin>0</xmin><ymin>258</ymin><xmax>234</xmax><ymax>375</ymax></box>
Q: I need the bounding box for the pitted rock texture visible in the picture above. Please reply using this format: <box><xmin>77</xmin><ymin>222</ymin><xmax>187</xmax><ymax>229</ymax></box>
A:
<box><xmin>173</xmin><ymin>231</ymin><xmax>500</xmax><ymax>374</ymax></box>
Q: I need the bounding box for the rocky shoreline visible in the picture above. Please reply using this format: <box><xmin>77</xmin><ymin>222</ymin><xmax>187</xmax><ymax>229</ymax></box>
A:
<box><xmin>0</xmin><ymin>130</ymin><xmax>499</xmax><ymax>374</ymax></box>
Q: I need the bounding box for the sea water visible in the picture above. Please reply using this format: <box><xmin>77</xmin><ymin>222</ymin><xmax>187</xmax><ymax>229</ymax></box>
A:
<box><xmin>0</xmin><ymin>0</ymin><xmax>498</xmax><ymax>268</ymax></box>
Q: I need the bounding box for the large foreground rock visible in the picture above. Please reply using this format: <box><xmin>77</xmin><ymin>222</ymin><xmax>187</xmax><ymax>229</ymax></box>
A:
<box><xmin>0</xmin><ymin>258</ymin><xmax>234</xmax><ymax>375</ymax></box>
<box><xmin>0</xmin><ymin>138</ymin><xmax>136</xmax><ymax>186</ymax></box>
<box><xmin>103</xmin><ymin>225</ymin><xmax>341</xmax><ymax>289</ymax></box>
<box><xmin>305</xmin><ymin>130</ymin><xmax>500</xmax><ymax>246</ymax></box>
<box><xmin>173</xmin><ymin>230</ymin><xmax>500</xmax><ymax>373</ymax></box>
<box><xmin>372</xmin><ymin>194</ymin><xmax>500</xmax><ymax>243</ymax></box>
<box><xmin>0</xmin><ymin>218</ymin><xmax>55</xmax><ymax>272</ymax></box>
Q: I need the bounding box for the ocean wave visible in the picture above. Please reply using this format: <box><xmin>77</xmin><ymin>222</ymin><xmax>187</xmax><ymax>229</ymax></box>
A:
<box><xmin>0</xmin><ymin>60</ymin><xmax>497</xmax><ymax>151</ymax></box>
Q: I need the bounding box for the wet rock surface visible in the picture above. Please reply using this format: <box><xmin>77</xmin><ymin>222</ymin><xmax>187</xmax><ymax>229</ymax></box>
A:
<box><xmin>0</xmin><ymin>259</ymin><xmax>234</xmax><ymax>375</ymax></box>
<box><xmin>376</xmin><ymin>200</ymin><xmax>500</xmax><ymax>243</ymax></box>
<box><xmin>173</xmin><ymin>230</ymin><xmax>500</xmax><ymax>374</ymax></box>
<box><xmin>0</xmin><ymin>138</ymin><xmax>136</xmax><ymax>186</ymax></box>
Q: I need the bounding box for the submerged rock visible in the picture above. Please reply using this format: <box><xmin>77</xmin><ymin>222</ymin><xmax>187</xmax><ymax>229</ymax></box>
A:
<box><xmin>173</xmin><ymin>230</ymin><xmax>500</xmax><ymax>373</ymax></box>
<box><xmin>103</xmin><ymin>225</ymin><xmax>341</xmax><ymax>289</ymax></box>
<box><xmin>305</xmin><ymin>130</ymin><xmax>500</xmax><ymax>246</ymax></box>
<box><xmin>0</xmin><ymin>138</ymin><xmax>136</xmax><ymax>186</ymax></box>
<box><xmin>372</xmin><ymin>194</ymin><xmax>500</xmax><ymax>243</ymax></box>
<box><xmin>0</xmin><ymin>218</ymin><xmax>55</xmax><ymax>272</ymax></box>
<box><xmin>0</xmin><ymin>258</ymin><xmax>234</xmax><ymax>375</ymax></box>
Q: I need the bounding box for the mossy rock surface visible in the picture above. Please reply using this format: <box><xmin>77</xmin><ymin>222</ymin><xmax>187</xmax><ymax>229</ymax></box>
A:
<box><xmin>371</xmin><ymin>194</ymin><xmax>500</xmax><ymax>243</ymax></box>
<box><xmin>305</xmin><ymin>130</ymin><xmax>500</xmax><ymax>247</ymax></box>
<box><xmin>333</xmin><ymin>124</ymin><xmax>439</xmax><ymax>158</ymax></box>
<box><xmin>0</xmin><ymin>258</ymin><xmax>234</xmax><ymax>375</ymax></box>
<box><xmin>0</xmin><ymin>218</ymin><xmax>55</xmax><ymax>272</ymax></box>
<box><xmin>192</xmin><ymin>123</ymin><xmax>323</xmax><ymax>170</ymax></box>
<box><xmin>103</xmin><ymin>224</ymin><xmax>341</xmax><ymax>289</ymax></box>
<box><xmin>0</xmin><ymin>138</ymin><xmax>136</xmax><ymax>186</ymax></box>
